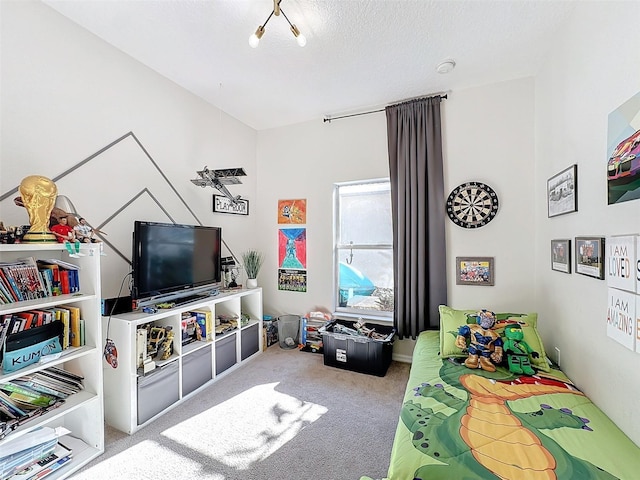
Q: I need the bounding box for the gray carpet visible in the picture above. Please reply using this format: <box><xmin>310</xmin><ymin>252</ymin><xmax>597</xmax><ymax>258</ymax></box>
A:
<box><xmin>70</xmin><ymin>344</ymin><xmax>410</xmax><ymax>480</ymax></box>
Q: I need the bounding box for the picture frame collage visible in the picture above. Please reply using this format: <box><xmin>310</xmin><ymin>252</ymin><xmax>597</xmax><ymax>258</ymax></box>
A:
<box><xmin>547</xmin><ymin>164</ymin><xmax>607</xmax><ymax>279</ymax></box>
<box><xmin>551</xmin><ymin>237</ymin><xmax>606</xmax><ymax>279</ymax></box>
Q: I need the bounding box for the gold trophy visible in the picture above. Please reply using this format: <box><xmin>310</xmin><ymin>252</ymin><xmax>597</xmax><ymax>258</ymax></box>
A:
<box><xmin>19</xmin><ymin>175</ymin><xmax>58</xmax><ymax>243</ymax></box>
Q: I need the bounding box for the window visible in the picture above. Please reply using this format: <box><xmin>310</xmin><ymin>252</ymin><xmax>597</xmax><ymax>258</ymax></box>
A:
<box><xmin>333</xmin><ymin>179</ymin><xmax>394</xmax><ymax>320</ymax></box>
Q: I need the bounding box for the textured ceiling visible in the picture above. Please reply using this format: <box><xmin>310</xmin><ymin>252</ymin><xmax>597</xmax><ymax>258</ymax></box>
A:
<box><xmin>42</xmin><ymin>0</ymin><xmax>578</xmax><ymax>131</ymax></box>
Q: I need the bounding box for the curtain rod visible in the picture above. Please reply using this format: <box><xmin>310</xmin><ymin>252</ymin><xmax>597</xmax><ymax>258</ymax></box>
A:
<box><xmin>323</xmin><ymin>92</ymin><xmax>449</xmax><ymax>123</ymax></box>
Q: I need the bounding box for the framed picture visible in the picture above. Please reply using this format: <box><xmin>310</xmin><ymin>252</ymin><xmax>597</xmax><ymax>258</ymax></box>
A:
<box><xmin>575</xmin><ymin>236</ymin><xmax>605</xmax><ymax>279</ymax></box>
<box><xmin>551</xmin><ymin>239</ymin><xmax>571</xmax><ymax>273</ymax></box>
<box><xmin>547</xmin><ymin>164</ymin><xmax>578</xmax><ymax>218</ymax></box>
<box><xmin>455</xmin><ymin>257</ymin><xmax>495</xmax><ymax>286</ymax></box>
<box><xmin>213</xmin><ymin>195</ymin><xmax>249</xmax><ymax>215</ymax></box>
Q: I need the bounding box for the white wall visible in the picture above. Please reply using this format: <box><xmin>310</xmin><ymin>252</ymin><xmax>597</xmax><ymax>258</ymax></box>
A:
<box><xmin>0</xmin><ymin>1</ymin><xmax>257</xmax><ymax>298</ymax></box>
<box><xmin>255</xmin><ymin>78</ymin><xmax>537</xmax><ymax>358</ymax></box>
<box><xmin>534</xmin><ymin>2</ymin><xmax>640</xmax><ymax>445</ymax></box>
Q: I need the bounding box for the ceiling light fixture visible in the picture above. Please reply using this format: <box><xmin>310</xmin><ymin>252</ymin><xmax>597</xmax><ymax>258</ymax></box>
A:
<box><xmin>249</xmin><ymin>0</ymin><xmax>306</xmax><ymax>48</ymax></box>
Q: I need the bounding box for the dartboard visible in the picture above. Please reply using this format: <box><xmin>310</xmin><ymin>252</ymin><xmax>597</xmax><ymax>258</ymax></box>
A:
<box><xmin>446</xmin><ymin>182</ymin><xmax>499</xmax><ymax>229</ymax></box>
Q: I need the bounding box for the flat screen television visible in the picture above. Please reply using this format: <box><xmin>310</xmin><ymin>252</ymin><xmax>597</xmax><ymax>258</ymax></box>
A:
<box><xmin>132</xmin><ymin>221</ymin><xmax>222</xmax><ymax>301</ymax></box>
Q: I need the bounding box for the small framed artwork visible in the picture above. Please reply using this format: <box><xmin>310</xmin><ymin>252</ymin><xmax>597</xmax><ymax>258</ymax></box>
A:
<box><xmin>551</xmin><ymin>239</ymin><xmax>571</xmax><ymax>273</ymax></box>
<box><xmin>547</xmin><ymin>164</ymin><xmax>578</xmax><ymax>218</ymax></box>
<box><xmin>575</xmin><ymin>236</ymin><xmax>605</xmax><ymax>279</ymax></box>
<box><xmin>455</xmin><ymin>257</ymin><xmax>495</xmax><ymax>286</ymax></box>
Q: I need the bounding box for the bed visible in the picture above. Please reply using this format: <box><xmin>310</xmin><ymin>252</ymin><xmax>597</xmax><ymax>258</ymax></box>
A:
<box><xmin>361</xmin><ymin>307</ymin><xmax>640</xmax><ymax>480</ymax></box>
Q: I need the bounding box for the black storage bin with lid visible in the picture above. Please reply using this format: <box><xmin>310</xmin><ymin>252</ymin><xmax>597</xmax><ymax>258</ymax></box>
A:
<box><xmin>320</xmin><ymin>320</ymin><xmax>395</xmax><ymax>376</ymax></box>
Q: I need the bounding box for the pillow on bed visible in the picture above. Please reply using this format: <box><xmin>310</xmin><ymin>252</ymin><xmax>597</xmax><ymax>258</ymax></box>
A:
<box><xmin>438</xmin><ymin>305</ymin><xmax>550</xmax><ymax>372</ymax></box>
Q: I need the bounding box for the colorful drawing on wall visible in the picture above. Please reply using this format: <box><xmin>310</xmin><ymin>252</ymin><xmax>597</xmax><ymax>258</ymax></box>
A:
<box><xmin>607</xmin><ymin>91</ymin><xmax>640</xmax><ymax>205</ymax></box>
<box><xmin>278</xmin><ymin>268</ymin><xmax>307</xmax><ymax>292</ymax></box>
<box><xmin>278</xmin><ymin>228</ymin><xmax>306</xmax><ymax>269</ymax></box>
<box><xmin>278</xmin><ymin>199</ymin><xmax>306</xmax><ymax>224</ymax></box>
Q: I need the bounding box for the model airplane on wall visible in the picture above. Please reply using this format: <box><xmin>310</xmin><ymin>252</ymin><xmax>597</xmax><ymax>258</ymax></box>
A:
<box><xmin>190</xmin><ymin>166</ymin><xmax>246</xmax><ymax>204</ymax></box>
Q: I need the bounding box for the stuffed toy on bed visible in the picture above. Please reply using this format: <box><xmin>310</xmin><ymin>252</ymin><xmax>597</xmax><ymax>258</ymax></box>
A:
<box><xmin>502</xmin><ymin>323</ymin><xmax>539</xmax><ymax>375</ymax></box>
<box><xmin>454</xmin><ymin>309</ymin><xmax>503</xmax><ymax>372</ymax></box>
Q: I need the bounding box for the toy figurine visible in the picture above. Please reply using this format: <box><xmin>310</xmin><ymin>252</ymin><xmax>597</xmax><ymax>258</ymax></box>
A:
<box><xmin>502</xmin><ymin>323</ymin><xmax>539</xmax><ymax>375</ymax></box>
<box><xmin>455</xmin><ymin>309</ymin><xmax>503</xmax><ymax>372</ymax></box>
<box><xmin>50</xmin><ymin>215</ymin><xmax>84</xmax><ymax>257</ymax></box>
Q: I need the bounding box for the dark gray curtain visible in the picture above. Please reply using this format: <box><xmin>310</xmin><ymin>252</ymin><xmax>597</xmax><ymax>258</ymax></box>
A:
<box><xmin>386</xmin><ymin>96</ymin><xmax>447</xmax><ymax>339</ymax></box>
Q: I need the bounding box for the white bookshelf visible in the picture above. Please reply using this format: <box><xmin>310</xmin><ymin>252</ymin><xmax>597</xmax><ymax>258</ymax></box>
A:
<box><xmin>102</xmin><ymin>288</ymin><xmax>262</xmax><ymax>434</ymax></box>
<box><xmin>0</xmin><ymin>243</ymin><xmax>105</xmax><ymax>478</ymax></box>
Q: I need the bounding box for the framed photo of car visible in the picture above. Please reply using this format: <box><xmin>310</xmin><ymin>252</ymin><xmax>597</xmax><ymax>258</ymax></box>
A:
<box><xmin>575</xmin><ymin>236</ymin><xmax>605</xmax><ymax>279</ymax></box>
<box><xmin>551</xmin><ymin>239</ymin><xmax>571</xmax><ymax>273</ymax></box>
<box><xmin>547</xmin><ymin>165</ymin><xmax>577</xmax><ymax>218</ymax></box>
<box><xmin>455</xmin><ymin>257</ymin><xmax>495</xmax><ymax>286</ymax></box>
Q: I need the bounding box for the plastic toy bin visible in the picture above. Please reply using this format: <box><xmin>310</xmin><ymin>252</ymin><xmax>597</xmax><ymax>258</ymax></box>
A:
<box><xmin>320</xmin><ymin>320</ymin><xmax>395</xmax><ymax>376</ymax></box>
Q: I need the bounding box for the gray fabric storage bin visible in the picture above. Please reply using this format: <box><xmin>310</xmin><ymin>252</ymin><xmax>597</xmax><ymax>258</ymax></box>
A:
<box><xmin>182</xmin><ymin>346</ymin><xmax>213</xmax><ymax>396</ymax></box>
<box><xmin>215</xmin><ymin>332</ymin><xmax>237</xmax><ymax>375</ymax></box>
<box><xmin>241</xmin><ymin>323</ymin><xmax>259</xmax><ymax>360</ymax></box>
<box><xmin>137</xmin><ymin>360</ymin><xmax>179</xmax><ymax>425</ymax></box>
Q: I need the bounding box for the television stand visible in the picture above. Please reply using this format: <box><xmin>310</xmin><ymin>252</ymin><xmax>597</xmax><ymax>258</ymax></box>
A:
<box><xmin>103</xmin><ymin>287</ymin><xmax>263</xmax><ymax>434</ymax></box>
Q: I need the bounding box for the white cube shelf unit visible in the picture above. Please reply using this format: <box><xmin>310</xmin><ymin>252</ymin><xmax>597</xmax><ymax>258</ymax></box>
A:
<box><xmin>0</xmin><ymin>243</ymin><xmax>105</xmax><ymax>478</ymax></box>
<box><xmin>102</xmin><ymin>288</ymin><xmax>262</xmax><ymax>434</ymax></box>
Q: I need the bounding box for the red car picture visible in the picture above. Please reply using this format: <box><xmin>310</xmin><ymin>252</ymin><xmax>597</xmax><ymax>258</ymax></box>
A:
<box><xmin>607</xmin><ymin>129</ymin><xmax>640</xmax><ymax>184</ymax></box>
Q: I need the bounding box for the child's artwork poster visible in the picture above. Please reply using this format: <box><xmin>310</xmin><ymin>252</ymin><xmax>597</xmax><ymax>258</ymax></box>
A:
<box><xmin>278</xmin><ymin>268</ymin><xmax>307</xmax><ymax>292</ymax></box>
<box><xmin>278</xmin><ymin>199</ymin><xmax>306</xmax><ymax>224</ymax></box>
<box><xmin>278</xmin><ymin>228</ymin><xmax>306</xmax><ymax>269</ymax></box>
<box><xmin>607</xmin><ymin>287</ymin><xmax>636</xmax><ymax>351</ymax></box>
<box><xmin>606</xmin><ymin>235</ymin><xmax>637</xmax><ymax>293</ymax></box>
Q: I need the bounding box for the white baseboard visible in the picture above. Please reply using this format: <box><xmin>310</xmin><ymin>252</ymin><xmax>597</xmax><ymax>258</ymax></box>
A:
<box><xmin>392</xmin><ymin>353</ymin><xmax>412</xmax><ymax>364</ymax></box>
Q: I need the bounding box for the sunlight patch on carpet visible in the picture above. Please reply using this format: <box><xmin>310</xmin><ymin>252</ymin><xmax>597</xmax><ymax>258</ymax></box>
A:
<box><xmin>162</xmin><ymin>382</ymin><xmax>327</xmax><ymax>469</ymax></box>
<box><xmin>72</xmin><ymin>440</ymin><xmax>223</xmax><ymax>480</ymax></box>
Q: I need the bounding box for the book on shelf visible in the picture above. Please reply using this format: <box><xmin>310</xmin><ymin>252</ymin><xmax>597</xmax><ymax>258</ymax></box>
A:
<box><xmin>0</xmin><ymin>438</ymin><xmax>58</xmax><ymax>479</ymax></box>
<box><xmin>7</xmin><ymin>441</ymin><xmax>72</xmax><ymax>480</ymax></box>
<box><xmin>0</xmin><ymin>267</ymin><xmax>23</xmax><ymax>303</ymax></box>
<box><xmin>10</xmin><ymin>379</ymin><xmax>68</xmax><ymax>401</ymax></box>
<box><xmin>190</xmin><ymin>309</ymin><xmax>213</xmax><ymax>342</ymax></box>
<box><xmin>0</xmin><ymin>257</ymin><xmax>81</xmax><ymax>304</ymax></box>
<box><xmin>57</xmin><ymin>306</ymin><xmax>80</xmax><ymax>348</ymax></box>
<box><xmin>35</xmin><ymin>262</ymin><xmax>61</xmax><ymax>297</ymax></box>
<box><xmin>0</xmin><ymin>258</ymin><xmax>48</xmax><ymax>302</ymax></box>
<box><xmin>40</xmin><ymin>259</ymin><xmax>79</xmax><ymax>271</ymax></box>
<box><xmin>36</xmin><ymin>367</ymin><xmax>84</xmax><ymax>393</ymax></box>
<box><xmin>50</xmin><ymin>308</ymin><xmax>70</xmax><ymax>349</ymax></box>
<box><xmin>0</xmin><ymin>383</ymin><xmax>58</xmax><ymax>409</ymax></box>
<box><xmin>11</xmin><ymin>367</ymin><xmax>83</xmax><ymax>403</ymax></box>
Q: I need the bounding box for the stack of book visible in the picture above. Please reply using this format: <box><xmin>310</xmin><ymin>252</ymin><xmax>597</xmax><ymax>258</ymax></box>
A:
<box><xmin>0</xmin><ymin>305</ymin><xmax>85</xmax><ymax>366</ymax></box>
<box><xmin>0</xmin><ymin>257</ymin><xmax>81</xmax><ymax>305</ymax></box>
<box><xmin>0</xmin><ymin>367</ymin><xmax>83</xmax><ymax>438</ymax></box>
<box><xmin>0</xmin><ymin>427</ymin><xmax>75</xmax><ymax>480</ymax></box>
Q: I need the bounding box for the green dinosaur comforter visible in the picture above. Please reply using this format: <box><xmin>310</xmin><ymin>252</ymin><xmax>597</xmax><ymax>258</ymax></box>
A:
<box><xmin>364</xmin><ymin>330</ymin><xmax>640</xmax><ymax>480</ymax></box>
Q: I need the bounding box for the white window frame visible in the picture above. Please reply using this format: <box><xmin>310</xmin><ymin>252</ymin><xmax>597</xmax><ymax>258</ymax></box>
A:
<box><xmin>333</xmin><ymin>178</ymin><xmax>393</xmax><ymax>323</ymax></box>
